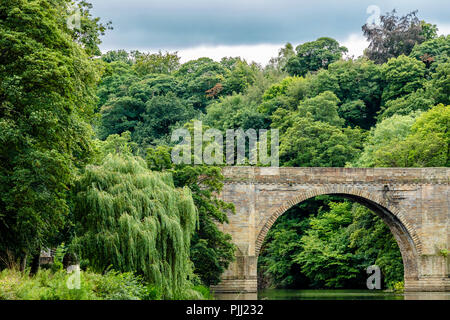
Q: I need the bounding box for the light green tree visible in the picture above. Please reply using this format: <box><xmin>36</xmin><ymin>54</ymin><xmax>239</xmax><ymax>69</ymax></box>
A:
<box><xmin>355</xmin><ymin>113</ymin><xmax>419</xmax><ymax>167</ymax></box>
<box><xmin>278</xmin><ymin>115</ymin><xmax>364</xmax><ymax>167</ymax></box>
<box><xmin>72</xmin><ymin>154</ymin><xmax>199</xmax><ymax>299</ymax></box>
<box><xmin>374</xmin><ymin>104</ymin><xmax>449</xmax><ymax>167</ymax></box>
<box><xmin>133</xmin><ymin>51</ymin><xmax>181</xmax><ymax>76</ymax></box>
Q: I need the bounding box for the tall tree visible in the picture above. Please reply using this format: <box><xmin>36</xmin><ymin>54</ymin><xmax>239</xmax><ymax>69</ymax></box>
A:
<box><xmin>381</xmin><ymin>55</ymin><xmax>426</xmax><ymax>103</ymax></box>
<box><xmin>176</xmin><ymin>58</ymin><xmax>229</xmax><ymax>111</ymax></box>
<box><xmin>146</xmin><ymin>140</ymin><xmax>236</xmax><ymax>286</ymax></box>
<box><xmin>67</xmin><ymin>0</ymin><xmax>112</xmax><ymax>57</ymax></box>
<box><xmin>221</xmin><ymin>58</ymin><xmax>258</xmax><ymax>95</ymax></box>
<box><xmin>362</xmin><ymin>10</ymin><xmax>430</xmax><ymax>64</ymax></box>
<box><xmin>134</xmin><ymin>93</ymin><xmax>198</xmax><ymax>147</ymax></box>
<box><xmin>71</xmin><ymin>154</ymin><xmax>199</xmax><ymax>299</ymax></box>
<box><xmin>284</xmin><ymin>37</ymin><xmax>347</xmax><ymax>76</ymax></box>
<box><xmin>308</xmin><ymin>59</ymin><xmax>383</xmax><ymax>129</ymax></box>
<box><xmin>132</xmin><ymin>51</ymin><xmax>181</xmax><ymax>76</ymax></box>
<box><xmin>370</xmin><ymin>104</ymin><xmax>449</xmax><ymax>167</ymax></box>
<box><xmin>267</xmin><ymin>42</ymin><xmax>296</xmax><ymax>73</ymax></box>
<box><xmin>0</xmin><ymin>0</ymin><xmax>103</xmax><ymax>267</ymax></box>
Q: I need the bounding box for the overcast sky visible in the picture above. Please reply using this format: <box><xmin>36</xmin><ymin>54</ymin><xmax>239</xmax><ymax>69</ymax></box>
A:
<box><xmin>89</xmin><ymin>0</ymin><xmax>450</xmax><ymax>65</ymax></box>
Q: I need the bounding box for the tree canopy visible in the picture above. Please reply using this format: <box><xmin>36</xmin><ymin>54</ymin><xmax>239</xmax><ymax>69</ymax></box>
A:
<box><xmin>284</xmin><ymin>37</ymin><xmax>348</xmax><ymax>76</ymax></box>
<box><xmin>72</xmin><ymin>154</ymin><xmax>199</xmax><ymax>299</ymax></box>
<box><xmin>0</xmin><ymin>0</ymin><xmax>103</xmax><ymax>266</ymax></box>
<box><xmin>1</xmin><ymin>1</ymin><xmax>448</xmax><ymax>296</ymax></box>
<box><xmin>362</xmin><ymin>10</ymin><xmax>435</xmax><ymax>64</ymax></box>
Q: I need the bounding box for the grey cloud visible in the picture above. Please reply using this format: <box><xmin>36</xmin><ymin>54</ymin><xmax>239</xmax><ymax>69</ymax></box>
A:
<box><xmin>89</xmin><ymin>0</ymin><xmax>450</xmax><ymax>50</ymax></box>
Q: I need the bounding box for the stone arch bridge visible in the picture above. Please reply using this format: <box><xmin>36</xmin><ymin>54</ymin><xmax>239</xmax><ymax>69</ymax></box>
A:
<box><xmin>212</xmin><ymin>167</ymin><xmax>449</xmax><ymax>293</ymax></box>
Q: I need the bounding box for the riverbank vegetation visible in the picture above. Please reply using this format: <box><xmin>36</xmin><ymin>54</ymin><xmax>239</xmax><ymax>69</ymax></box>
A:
<box><xmin>0</xmin><ymin>0</ymin><xmax>448</xmax><ymax>298</ymax></box>
<box><xmin>258</xmin><ymin>198</ymin><xmax>404</xmax><ymax>290</ymax></box>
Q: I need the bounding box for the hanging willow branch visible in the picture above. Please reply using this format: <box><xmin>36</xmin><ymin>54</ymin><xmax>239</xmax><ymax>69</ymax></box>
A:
<box><xmin>71</xmin><ymin>154</ymin><xmax>198</xmax><ymax>298</ymax></box>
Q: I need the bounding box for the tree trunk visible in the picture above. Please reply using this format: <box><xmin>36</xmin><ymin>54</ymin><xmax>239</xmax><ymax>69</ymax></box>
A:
<box><xmin>30</xmin><ymin>252</ymin><xmax>40</xmax><ymax>275</ymax></box>
<box><xmin>20</xmin><ymin>253</ymin><xmax>27</xmax><ymax>272</ymax></box>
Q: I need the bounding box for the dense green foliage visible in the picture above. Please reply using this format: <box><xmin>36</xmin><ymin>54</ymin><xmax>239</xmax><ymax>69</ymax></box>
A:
<box><xmin>146</xmin><ymin>144</ymin><xmax>236</xmax><ymax>286</ymax></box>
<box><xmin>358</xmin><ymin>104</ymin><xmax>449</xmax><ymax>167</ymax></box>
<box><xmin>254</xmin><ymin>10</ymin><xmax>448</xmax><ymax>291</ymax></box>
<box><xmin>258</xmin><ymin>198</ymin><xmax>403</xmax><ymax>289</ymax></box>
<box><xmin>0</xmin><ymin>268</ymin><xmax>209</xmax><ymax>300</ymax></box>
<box><xmin>284</xmin><ymin>37</ymin><xmax>348</xmax><ymax>76</ymax></box>
<box><xmin>1</xmin><ymin>1</ymin><xmax>448</xmax><ymax>298</ymax></box>
<box><xmin>96</xmin><ymin>55</ymin><xmax>261</xmax><ymax>145</ymax></box>
<box><xmin>0</xmin><ymin>0</ymin><xmax>105</xmax><ymax>267</ymax></box>
<box><xmin>71</xmin><ymin>154</ymin><xmax>199</xmax><ymax>299</ymax></box>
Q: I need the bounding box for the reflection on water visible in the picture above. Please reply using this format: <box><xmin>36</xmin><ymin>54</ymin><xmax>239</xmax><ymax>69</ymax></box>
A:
<box><xmin>214</xmin><ymin>289</ymin><xmax>450</xmax><ymax>300</ymax></box>
<box><xmin>215</xmin><ymin>292</ymin><xmax>258</xmax><ymax>300</ymax></box>
<box><xmin>259</xmin><ymin>289</ymin><xmax>403</xmax><ymax>300</ymax></box>
<box><xmin>403</xmin><ymin>292</ymin><xmax>450</xmax><ymax>300</ymax></box>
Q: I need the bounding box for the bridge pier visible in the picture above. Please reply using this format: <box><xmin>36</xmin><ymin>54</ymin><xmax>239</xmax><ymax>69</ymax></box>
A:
<box><xmin>211</xmin><ymin>255</ymin><xmax>258</xmax><ymax>293</ymax></box>
<box><xmin>405</xmin><ymin>278</ymin><xmax>450</xmax><ymax>292</ymax></box>
<box><xmin>212</xmin><ymin>167</ymin><xmax>450</xmax><ymax>293</ymax></box>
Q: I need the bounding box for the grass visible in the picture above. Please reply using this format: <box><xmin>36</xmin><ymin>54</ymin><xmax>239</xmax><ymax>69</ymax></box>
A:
<box><xmin>0</xmin><ymin>268</ymin><xmax>211</xmax><ymax>300</ymax></box>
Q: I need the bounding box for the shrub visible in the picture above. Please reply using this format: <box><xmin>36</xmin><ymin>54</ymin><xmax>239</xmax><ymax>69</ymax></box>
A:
<box><xmin>0</xmin><ymin>268</ymin><xmax>165</xmax><ymax>300</ymax></box>
<box><xmin>392</xmin><ymin>281</ymin><xmax>405</xmax><ymax>293</ymax></box>
<box><xmin>192</xmin><ymin>286</ymin><xmax>214</xmax><ymax>300</ymax></box>
<box><xmin>95</xmin><ymin>270</ymin><xmax>148</xmax><ymax>300</ymax></box>
<box><xmin>0</xmin><ymin>269</ymin><xmax>97</xmax><ymax>300</ymax></box>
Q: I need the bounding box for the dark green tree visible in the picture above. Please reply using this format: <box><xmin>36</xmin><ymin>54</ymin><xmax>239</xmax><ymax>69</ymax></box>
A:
<box><xmin>308</xmin><ymin>59</ymin><xmax>383</xmax><ymax>129</ymax></box>
<box><xmin>0</xmin><ymin>0</ymin><xmax>102</xmax><ymax>268</ymax></box>
<box><xmin>176</xmin><ymin>58</ymin><xmax>229</xmax><ymax>111</ymax></box>
<box><xmin>221</xmin><ymin>58</ymin><xmax>258</xmax><ymax>95</ymax></box>
<box><xmin>134</xmin><ymin>93</ymin><xmax>198</xmax><ymax>147</ymax></box>
<box><xmin>284</xmin><ymin>37</ymin><xmax>347</xmax><ymax>76</ymax></box>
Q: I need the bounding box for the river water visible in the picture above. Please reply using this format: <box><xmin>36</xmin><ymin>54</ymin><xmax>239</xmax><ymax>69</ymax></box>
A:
<box><xmin>215</xmin><ymin>289</ymin><xmax>450</xmax><ymax>300</ymax></box>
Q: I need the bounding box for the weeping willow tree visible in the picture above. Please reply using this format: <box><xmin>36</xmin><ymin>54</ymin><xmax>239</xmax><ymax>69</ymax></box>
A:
<box><xmin>71</xmin><ymin>154</ymin><xmax>198</xmax><ymax>299</ymax></box>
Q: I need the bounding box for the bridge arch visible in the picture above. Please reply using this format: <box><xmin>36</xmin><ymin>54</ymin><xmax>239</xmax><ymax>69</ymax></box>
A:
<box><xmin>255</xmin><ymin>185</ymin><xmax>422</xmax><ymax>281</ymax></box>
<box><xmin>212</xmin><ymin>167</ymin><xmax>449</xmax><ymax>292</ymax></box>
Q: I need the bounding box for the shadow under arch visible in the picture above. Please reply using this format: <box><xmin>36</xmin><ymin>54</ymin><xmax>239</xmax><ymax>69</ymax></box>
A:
<box><xmin>255</xmin><ymin>187</ymin><xmax>422</xmax><ymax>282</ymax></box>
